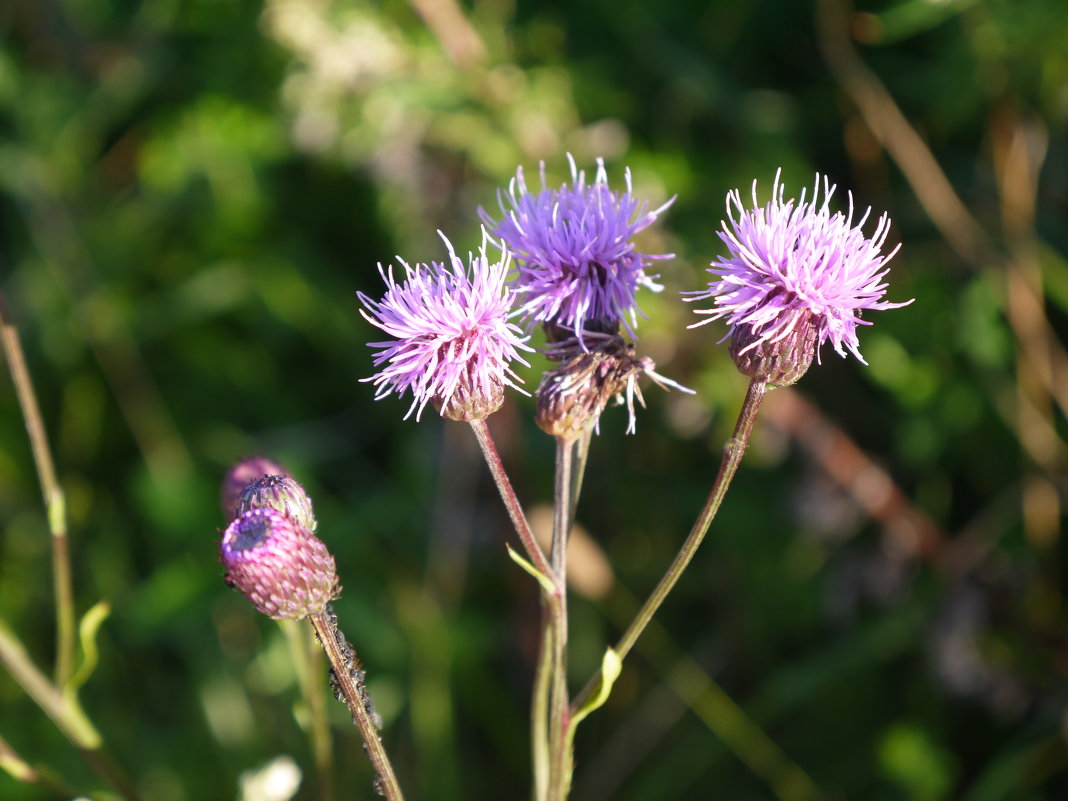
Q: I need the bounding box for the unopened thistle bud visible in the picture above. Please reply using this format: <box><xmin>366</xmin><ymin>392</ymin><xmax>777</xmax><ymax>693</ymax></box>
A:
<box><xmin>728</xmin><ymin>314</ymin><xmax>818</xmax><ymax>388</ymax></box>
<box><xmin>221</xmin><ymin>456</ymin><xmax>288</xmax><ymax>520</ymax></box>
<box><xmin>220</xmin><ymin>509</ymin><xmax>338</xmax><ymax>621</ymax></box>
<box><xmin>535</xmin><ymin>333</ymin><xmax>692</xmax><ymax>439</ymax></box>
<box><xmin>235</xmin><ymin>474</ymin><xmax>318</xmax><ymax>532</ymax></box>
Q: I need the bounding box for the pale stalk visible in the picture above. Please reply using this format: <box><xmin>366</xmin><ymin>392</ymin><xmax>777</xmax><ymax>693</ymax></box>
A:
<box><xmin>282</xmin><ymin>620</ymin><xmax>334</xmax><ymax>801</ymax></box>
<box><xmin>0</xmin><ymin>296</ymin><xmax>75</xmax><ymax>686</ymax></box>
<box><xmin>571</xmin><ymin>379</ymin><xmax>768</xmax><ymax>716</ymax></box>
<box><xmin>547</xmin><ymin>437</ymin><xmax>574</xmax><ymax>801</ymax></box>
<box><xmin>0</xmin><ymin>620</ymin><xmax>141</xmax><ymax>801</ymax></box>
<box><xmin>308</xmin><ymin>611</ymin><xmax>405</xmax><ymax>801</ymax></box>
<box><xmin>531</xmin><ymin>612</ymin><xmax>552</xmax><ymax>801</ymax></box>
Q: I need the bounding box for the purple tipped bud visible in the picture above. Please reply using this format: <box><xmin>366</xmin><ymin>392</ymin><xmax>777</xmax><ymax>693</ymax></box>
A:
<box><xmin>220</xmin><ymin>509</ymin><xmax>338</xmax><ymax>621</ymax></box>
<box><xmin>728</xmin><ymin>313</ymin><xmax>818</xmax><ymax>388</ymax></box>
<box><xmin>221</xmin><ymin>456</ymin><xmax>288</xmax><ymax>520</ymax></box>
<box><xmin>235</xmin><ymin>474</ymin><xmax>318</xmax><ymax>532</ymax></box>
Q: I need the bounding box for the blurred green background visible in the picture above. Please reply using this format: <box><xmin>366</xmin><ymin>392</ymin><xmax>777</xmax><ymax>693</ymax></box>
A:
<box><xmin>1</xmin><ymin>0</ymin><xmax>1067</xmax><ymax>798</ymax></box>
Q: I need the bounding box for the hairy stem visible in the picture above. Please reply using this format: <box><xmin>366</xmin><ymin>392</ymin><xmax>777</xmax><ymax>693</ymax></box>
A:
<box><xmin>571</xmin><ymin>379</ymin><xmax>768</xmax><ymax>716</ymax></box>
<box><xmin>0</xmin><ymin>295</ymin><xmax>75</xmax><ymax>687</ymax></box>
<box><xmin>468</xmin><ymin>419</ymin><xmax>553</xmax><ymax>579</ymax></box>
<box><xmin>309</xmin><ymin>609</ymin><xmax>405</xmax><ymax>801</ymax></box>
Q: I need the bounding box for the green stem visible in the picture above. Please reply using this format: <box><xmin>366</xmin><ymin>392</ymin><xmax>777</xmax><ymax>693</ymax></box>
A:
<box><xmin>568</xmin><ymin>430</ymin><xmax>592</xmax><ymax>526</ymax></box>
<box><xmin>570</xmin><ymin>379</ymin><xmax>768</xmax><ymax>716</ymax></box>
<box><xmin>0</xmin><ymin>296</ymin><xmax>76</xmax><ymax>687</ymax></box>
<box><xmin>309</xmin><ymin>611</ymin><xmax>405</xmax><ymax>801</ymax></box>
<box><xmin>0</xmin><ymin>620</ymin><xmax>142</xmax><ymax>801</ymax></box>
<box><xmin>547</xmin><ymin>437</ymin><xmax>573</xmax><ymax>801</ymax></box>
<box><xmin>282</xmin><ymin>620</ymin><xmax>334</xmax><ymax>801</ymax></box>
<box><xmin>531</xmin><ymin>611</ymin><xmax>552</xmax><ymax>801</ymax></box>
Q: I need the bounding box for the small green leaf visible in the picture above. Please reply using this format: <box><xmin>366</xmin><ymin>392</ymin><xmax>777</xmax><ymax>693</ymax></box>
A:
<box><xmin>66</xmin><ymin>600</ymin><xmax>110</xmax><ymax>693</ymax></box>
<box><xmin>572</xmin><ymin>647</ymin><xmax>622</xmax><ymax>727</ymax></box>
<box><xmin>505</xmin><ymin>543</ymin><xmax>556</xmax><ymax>596</ymax></box>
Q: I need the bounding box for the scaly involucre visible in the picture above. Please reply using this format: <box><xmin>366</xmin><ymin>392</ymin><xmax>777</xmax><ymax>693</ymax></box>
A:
<box><xmin>688</xmin><ymin>171</ymin><xmax>912</xmax><ymax>363</ymax></box>
<box><xmin>357</xmin><ymin>233</ymin><xmax>532</xmax><ymax>421</ymax></box>
<box><xmin>220</xmin><ymin>508</ymin><xmax>338</xmax><ymax>621</ymax></box>
<box><xmin>481</xmin><ymin>154</ymin><xmax>675</xmax><ymax>341</ymax></box>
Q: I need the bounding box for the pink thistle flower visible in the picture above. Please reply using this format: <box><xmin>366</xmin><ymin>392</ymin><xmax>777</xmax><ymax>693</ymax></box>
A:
<box><xmin>357</xmin><ymin>232</ymin><xmax>532</xmax><ymax>422</ymax></box>
<box><xmin>480</xmin><ymin>154</ymin><xmax>675</xmax><ymax>342</ymax></box>
<box><xmin>220</xmin><ymin>508</ymin><xmax>338</xmax><ymax>621</ymax></box>
<box><xmin>686</xmin><ymin>171</ymin><xmax>912</xmax><ymax>380</ymax></box>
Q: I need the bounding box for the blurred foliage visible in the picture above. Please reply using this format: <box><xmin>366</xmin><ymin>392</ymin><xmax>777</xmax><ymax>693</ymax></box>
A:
<box><xmin>1</xmin><ymin>0</ymin><xmax>1067</xmax><ymax>799</ymax></box>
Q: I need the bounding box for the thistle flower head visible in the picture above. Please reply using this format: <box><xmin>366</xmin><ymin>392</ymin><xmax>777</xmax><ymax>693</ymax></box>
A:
<box><xmin>220</xmin><ymin>508</ymin><xmax>338</xmax><ymax>620</ymax></box>
<box><xmin>536</xmin><ymin>332</ymin><xmax>693</xmax><ymax>439</ymax></box>
<box><xmin>686</xmin><ymin>171</ymin><xmax>912</xmax><ymax>382</ymax></box>
<box><xmin>235</xmin><ymin>474</ymin><xmax>318</xmax><ymax>533</ymax></box>
<box><xmin>480</xmin><ymin>154</ymin><xmax>675</xmax><ymax>343</ymax></box>
<box><xmin>357</xmin><ymin>232</ymin><xmax>533</xmax><ymax>422</ymax></box>
<box><xmin>221</xmin><ymin>456</ymin><xmax>288</xmax><ymax>520</ymax></box>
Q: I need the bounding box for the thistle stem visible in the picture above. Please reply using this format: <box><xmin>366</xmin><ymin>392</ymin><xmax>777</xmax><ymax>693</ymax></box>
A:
<box><xmin>570</xmin><ymin>379</ymin><xmax>768</xmax><ymax>716</ymax></box>
<box><xmin>309</xmin><ymin>610</ymin><xmax>405</xmax><ymax>801</ymax></box>
<box><xmin>547</xmin><ymin>437</ymin><xmax>573</xmax><ymax>801</ymax></box>
<box><xmin>0</xmin><ymin>295</ymin><xmax>75</xmax><ymax>687</ymax></box>
<box><xmin>468</xmin><ymin>419</ymin><xmax>553</xmax><ymax>579</ymax></box>
<box><xmin>468</xmin><ymin>418</ymin><xmax>566</xmax><ymax>799</ymax></box>
<box><xmin>531</xmin><ymin>611</ymin><xmax>552</xmax><ymax>801</ymax></box>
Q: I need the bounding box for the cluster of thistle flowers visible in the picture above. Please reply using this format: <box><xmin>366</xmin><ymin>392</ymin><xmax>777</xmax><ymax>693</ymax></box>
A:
<box><xmin>358</xmin><ymin>158</ymin><xmax>910</xmax><ymax>432</ymax></box>
<box><xmin>219</xmin><ymin>456</ymin><xmax>338</xmax><ymax>621</ymax></box>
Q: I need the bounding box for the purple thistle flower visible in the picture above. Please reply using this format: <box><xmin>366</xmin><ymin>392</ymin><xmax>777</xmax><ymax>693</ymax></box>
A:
<box><xmin>220</xmin><ymin>508</ymin><xmax>338</xmax><ymax>621</ymax></box>
<box><xmin>357</xmin><ymin>233</ymin><xmax>532</xmax><ymax>422</ymax></box>
<box><xmin>480</xmin><ymin>154</ymin><xmax>675</xmax><ymax>342</ymax></box>
<box><xmin>686</xmin><ymin>171</ymin><xmax>912</xmax><ymax>373</ymax></box>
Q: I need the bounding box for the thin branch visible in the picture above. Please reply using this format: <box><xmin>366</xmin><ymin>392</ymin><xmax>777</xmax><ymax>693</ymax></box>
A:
<box><xmin>0</xmin><ymin>293</ymin><xmax>75</xmax><ymax>687</ymax></box>
<box><xmin>571</xmin><ymin>380</ymin><xmax>768</xmax><ymax>716</ymax></box>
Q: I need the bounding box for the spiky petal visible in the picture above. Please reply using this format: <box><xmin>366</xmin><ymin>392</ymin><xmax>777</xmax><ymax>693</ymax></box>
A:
<box><xmin>221</xmin><ymin>509</ymin><xmax>338</xmax><ymax>621</ymax></box>
<box><xmin>686</xmin><ymin>171</ymin><xmax>912</xmax><ymax>375</ymax></box>
<box><xmin>357</xmin><ymin>232</ymin><xmax>532</xmax><ymax>422</ymax></box>
<box><xmin>481</xmin><ymin>154</ymin><xmax>675</xmax><ymax>342</ymax></box>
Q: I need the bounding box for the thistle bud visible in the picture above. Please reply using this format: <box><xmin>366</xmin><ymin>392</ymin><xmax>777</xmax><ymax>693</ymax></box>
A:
<box><xmin>220</xmin><ymin>509</ymin><xmax>339</xmax><ymax>620</ymax></box>
<box><xmin>434</xmin><ymin>372</ymin><xmax>505</xmax><ymax>422</ymax></box>
<box><xmin>535</xmin><ymin>333</ymin><xmax>693</xmax><ymax>439</ymax></box>
<box><xmin>235</xmin><ymin>474</ymin><xmax>318</xmax><ymax>532</ymax></box>
<box><xmin>536</xmin><ymin>344</ymin><xmax>627</xmax><ymax>440</ymax></box>
<box><xmin>221</xmin><ymin>456</ymin><xmax>288</xmax><ymax>520</ymax></box>
<box><xmin>728</xmin><ymin>314</ymin><xmax>818</xmax><ymax>388</ymax></box>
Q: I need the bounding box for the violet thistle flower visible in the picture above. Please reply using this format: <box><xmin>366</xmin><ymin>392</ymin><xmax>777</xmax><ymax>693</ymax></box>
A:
<box><xmin>220</xmin><ymin>508</ymin><xmax>338</xmax><ymax>621</ymax></box>
<box><xmin>357</xmin><ymin>232</ymin><xmax>532</xmax><ymax>422</ymax></box>
<box><xmin>480</xmin><ymin>154</ymin><xmax>675</xmax><ymax>343</ymax></box>
<box><xmin>235</xmin><ymin>473</ymin><xmax>318</xmax><ymax>533</ymax></box>
<box><xmin>686</xmin><ymin>171</ymin><xmax>913</xmax><ymax>386</ymax></box>
<box><xmin>536</xmin><ymin>332</ymin><xmax>693</xmax><ymax>439</ymax></box>
<box><xmin>221</xmin><ymin>455</ymin><xmax>288</xmax><ymax>520</ymax></box>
